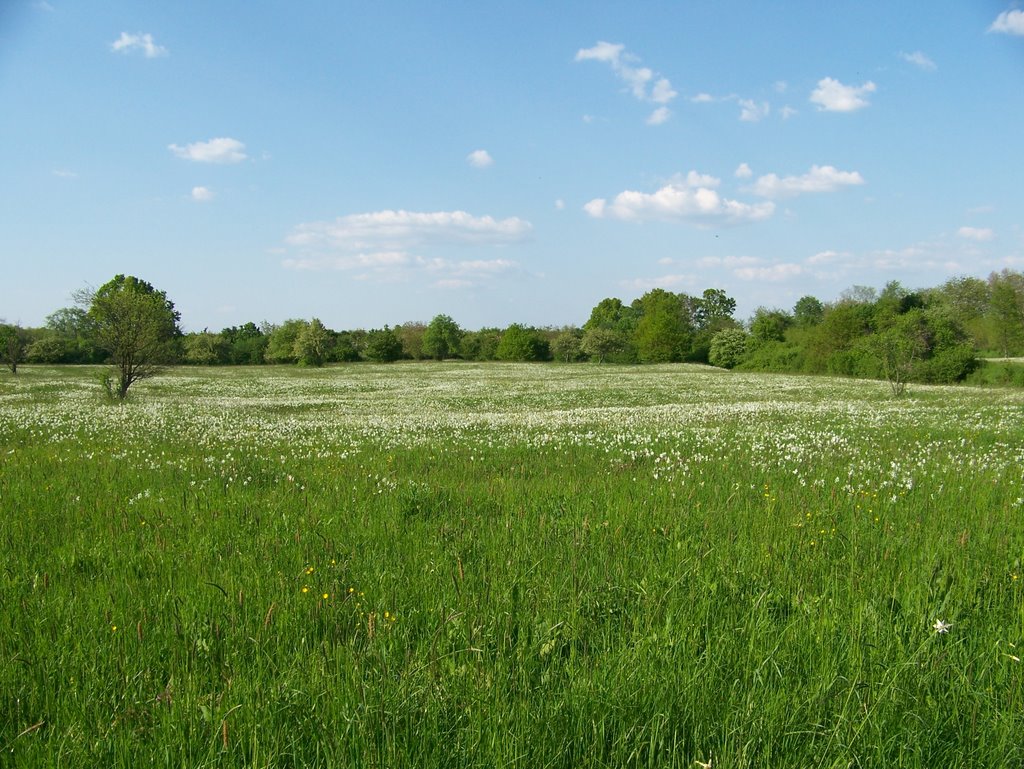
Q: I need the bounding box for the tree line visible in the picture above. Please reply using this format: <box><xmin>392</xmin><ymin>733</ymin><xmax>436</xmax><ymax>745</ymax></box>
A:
<box><xmin>3</xmin><ymin>270</ymin><xmax>1024</xmax><ymax>396</ymax></box>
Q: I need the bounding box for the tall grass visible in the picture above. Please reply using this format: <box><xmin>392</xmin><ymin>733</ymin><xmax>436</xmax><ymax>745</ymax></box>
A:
<box><xmin>1</xmin><ymin>363</ymin><xmax>1022</xmax><ymax>767</ymax></box>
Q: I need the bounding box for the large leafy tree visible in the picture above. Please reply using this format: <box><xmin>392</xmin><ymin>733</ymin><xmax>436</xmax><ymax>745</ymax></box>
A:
<box><xmin>633</xmin><ymin>289</ymin><xmax>691</xmax><ymax>363</ymax></box>
<box><xmin>80</xmin><ymin>275</ymin><xmax>181</xmax><ymax>399</ymax></box>
<box><xmin>422</xmin><ymin>314</ymin><xmax>463</xmax><ymax>360</ymax></box>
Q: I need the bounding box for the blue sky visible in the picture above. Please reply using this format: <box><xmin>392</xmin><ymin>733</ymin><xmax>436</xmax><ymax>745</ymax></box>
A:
<box><xmin>2</xmin><ymin>1</ymin><xmax>1022</xmax><ymax>332</ymax></box>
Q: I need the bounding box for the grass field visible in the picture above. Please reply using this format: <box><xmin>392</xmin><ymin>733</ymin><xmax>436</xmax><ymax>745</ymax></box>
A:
<box><xmin>2</xmin><ymin>363</ymin><xmax>1023</xmax><ymax>767</ymax></box>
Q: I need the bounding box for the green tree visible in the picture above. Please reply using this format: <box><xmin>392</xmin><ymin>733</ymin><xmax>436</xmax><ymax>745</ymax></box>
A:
<box><xmin>581</xmin><ymin>327</ymin><xmax>624</xmax><ymax>364</ymax></box>
<box><xmin>551</xmin><ymin>327</ymin><xmax>585</xmax><ymax>363</ymax></box>
<box><xmin>79</xmin><ymin>275</ymin><xmax>181</xmax><ymax>399</ymax></box>
<box><xmin>363</xmin><ymin>326</ymin><xmax>403</xmax><ymax>362</ymax></box>
<box><xmin>633</xmin><ymin>289</ymin><xmax>690</xmax><ymax>363</ymax></box>
<box><xmin>294</xmin><ymin>318</ymin><xmax>331</xmax><ymax>366</ymax></box>
<box><xmin>0</xmin><ymin>323</ymin><xmax>28</xmax><ymax>374</ymax></box>
<box><xmin>221</xmin><ymin>323</ymin><xmax>267</xmax><ymax>365</ymax></box>
<box><xmin>264</xmin><ymin>320</ymin><xmax>307</xmax><ymax>364</ymax></box>
<box><xmin>792</xmin><ymin>295</ymin><xmax>825</xmax><ymax>327</ymax></box>
<box><xmin>422</xmin><ymin>314</ymin><xmax>463</xmax><ymax>360</ymax></box>
<box><xmin>183</xmin><ymin>331</ymin><xmax>226</xmax><ymax>365</ymax></box>
<box><xmin>988</xmin><ymin>270</ymin><xmax>1024</xmax><ymax>356</ymax></box>
<box><xmin>496</xmin><ymin>324</ymin><xmax>549</xmax><ymax>361</ymax></box>
<box><xmin>708</xmin><ymin>328</ymin><xmax>749</xmax><ymax>369</ymax></box>
<box><xmin>395</xmin><ymin>322</ymin><xmax>427</xmax><ymax>360</ymax></box>
<box><xmin>749</xmin><ymin>308</ymin><xmax>792</xmax><ymax>347</ymax></box>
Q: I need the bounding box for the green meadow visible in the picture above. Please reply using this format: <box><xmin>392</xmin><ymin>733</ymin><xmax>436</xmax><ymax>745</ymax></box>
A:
<box><xmin>2</xmin><ymin>363</ymin><xmax>1023</xmax><ymax>767</ymax></box>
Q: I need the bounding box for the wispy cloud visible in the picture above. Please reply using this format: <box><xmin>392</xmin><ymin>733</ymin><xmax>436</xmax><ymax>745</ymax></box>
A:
<box><xmin>810</xmin><ymin>77</ymin><xmax>876</xmax><ymax>112</ymax></box>
<box><xmin>749</xmin><ymin>165</ymin><xmax>865</xmax><ymax>198</ymax></box>
<box><xmin>575</xmin><ymin>41</ymin><xmax>677</xmax><ymax>125</ymax></box>
<box><xmin>899</xmin><ymin>51</ymin><xmax>937</xmax><ymax>71</ymax></box>
<box><xmin>191</xmin><ymin>186</ymin><xmax>214</xmax><ymax>202</ymax></box>
<box><xmin>169</xmin><ymin>137</ymin><xmax>247</xmax><ymax>164</ymax></box>
<box><xmin>52</xmin><ymin>169</ymin><xmax>78</xmax><ymax>179</ymax></box>
<box><xmin>467</xmin><ymin>149</ymin><xmax>493</xmax><ymax>168</ymax></box>
<box><xmin>584</xmin><ymin>171</ymin><xmax>774</xmax><ymax>225</ymax></box>
<box><xmin>110</xmin><ymin>32</ymin><xmax>168</xmax><ymax>58</ymax></box>
<box><xmin>957</xmin><ymin>226</ymin><xmax>995</xmax><ymax>242</ymax></box>
<box><xmin>990</xmin><ymin>9</ymin><xmax>1024</xmax><ymax>35</ymax></box>
<box><xmin>733</xmin><ymin>263</ymin><xmax>804</xmax><ymax>282</ymax></box>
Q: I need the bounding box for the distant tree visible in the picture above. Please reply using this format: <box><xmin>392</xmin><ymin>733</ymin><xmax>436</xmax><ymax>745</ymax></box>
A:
<box><xmin>422</xmin><ymin>314</ymin><xmax>463</xmax><ymax>360</ymax></box>
<box><xmin>183</xmin><ymin>331</ymin><xmax>226</xmax><ymax>365</ymax></box>
<box><xmin>294</xmin><ymin>318</ymin><xmax>331</xmax><ymax>366</ymax></box>
<box><xmin>749</xmin><ymin>308</ymin><xmax>792</xmax><ymax>346</ymax></box>
<box><xmin>581</xmin><ymin>327</ymin><xmax>624</xmax><ymax>363</ymax></box>
<box><xmin>78</xmin><ymin>275</ymin><xmax>181</xmax><ymax>399</ymax></box>
<box><xmin>221</xmin><ymin>322</ymin><xmax>267</xmax><ymax>365</ymax></box>
<box><xmin>45</xmin><ymin>306</ymin><xmax>101</xmax><ymax>363</ymax></box>
<box><xmin>793</xmin><ymin>295</ymin><xmax>825</xmax><ymax>327</ymax></box>
<box><xmin>633</xmin><ymin>289</ymin><xmax>690</xmax><ymax>363</ymax></box>
<box><xmin>396</xmin><ymin>322</ymin><xmax>427</xmax><ymax>360</ymax></box>
<box><xmin>0</xmin><ymin>323</ymin><xmax>28</xmax><ymax>374</ymax></box>
<box><xmin>870</xmin><ymin>311</ymin><xmax>928</xmax><ymax>397</ymax></box>
<box><xmin>363</xmin><ymin>326</ymin><xmax>403</xmax><ymax>362</ymax></box>
<box><xmin>496</xmin><ymin>324</ymin><xmax>549</xmax><ymax>362</ymax></box>
<box><xmin>459</xmin><ymin>328</ymin><xmax>501</xmax><ymax>361</ymax></box>
<box><xmin>988</xmin><ymin>270</ymin><xmax>1024</xmax><ymax>356</ymax></box>
<box><xmin>264</xmin><ymin>320</ymin><xmax>307</xmax><ymax>364</ymax></box>
<box><xmin>839</xmin><ymin>285</ymin><xmax>878</xmax><ymax>305</ymax></box>
<box><xmin>551</xmin><ymin>327</ymin><xmax>585</xmax><ymax>363</ymax></box>
<box><xmin>708</xmin><ymin>328</ymin><xmax>749</xmax><ymax>369</ymax></box>
<box><xmin>692</xmin><ymin>288</ymin><xmax>737</xmax><ymax>330</ymax></box>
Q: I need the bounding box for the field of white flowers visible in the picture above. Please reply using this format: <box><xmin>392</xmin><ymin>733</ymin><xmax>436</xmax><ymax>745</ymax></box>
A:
<box><xmin>2</xmin><ymin>363</ymin><xmax>1023</xmax><ymax>767</ymax></box>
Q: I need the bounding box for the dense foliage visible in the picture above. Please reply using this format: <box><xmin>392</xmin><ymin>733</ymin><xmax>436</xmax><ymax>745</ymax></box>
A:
<box><xmin>6</xmin><ymin>270</ymin><xmax>1024</xmax><ymax>390</ymax></box>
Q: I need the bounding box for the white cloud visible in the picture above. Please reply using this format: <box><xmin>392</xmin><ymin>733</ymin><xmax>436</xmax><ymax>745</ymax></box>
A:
<box><xmin>52</xmin><ymin>169</ymin><xmax>78</xmax><ymax>179</ymax></box>
<box><xmin>779</xmin><ymin>106</ymin><xmax>798</xmax><ymax>119</ymax></box>
<box><xmin>750</xmin><ymin>165</ymin><xmax>865</xmax><ymax>198</ymax></box>
<box><xmin>691</xmin><ymin>93</ymin><xmax>714</xmax><ymax>103</ymax></box>
<box><xmin>554</xmin><ymin>199</ymin><xmax>566</xmax><ymax>210</ymax></box>
<box><xmin>169</xmin><ymin>137</ymin><xmax>247</xmax><ymax>164</ymax></box>
<box><xmin>110</xmin><ymin>32</ymin><xmax>168</xmax><ymax>58</ymax></box>
<box><xmin>575</xmin><ymin>41</ymin><xmax>677</xmax><ymax>123</ymax></box>
<box><xmin>286</xmin><ymin>209</ymin><xmax>532</xmax><ymax>251</ymax></box>
<box><xmin>584</xmin><ymin>179</ymin><xmax>774</xmax><ymax>225</ymax></box>
<box><xmin>900</xmin><ymin>51</ymin><xmax>937</xmax><ymax>71</ymax></box>
<box><xmin>622</xmin><ymin>274</ymin><xmax>695</xmax><ymax>291</ymax></box>
<box><xmin>773</xmin><ymin>81</ymin><xmax>789</xmax><ymax>94</ymax></box>
<box><xmin>810</xmin><ymin>77</ymin><xmax>876</xmax><ymax>112</ymax></box>
<box><xmin>467</xmin><ymin>149</ymin><xmax>493</xmax><ymax>168</ymax></box>
<box><xmin>990</xmin><ymin>9</ymin><xmax>1024</xmax><ymax>35</ymax></box>
<box><xmin>672</xmin><ymin>170</ymin><xmax>721</xmax><ymax>188</ymax></box>
<box><xmin>646</xmin><ymin>107</ymin><xmax>671</xmax><ymax>125</ymax></box>
<box><xmin>734</xmin><ymin>163</ymin><xmax>753</xmax><ymax>179</ymax></box>
<box><xmin>733</xmin><ymin>263</ymin><xmax>804</xmax><ymax>281</ymax></box>
<box><xmin>739</xmin><ymin>99</ymin><xmax>770</xmax><ymax>122</ymax></box>
<box><xmin>283</xmin><ymin>251</ymin><xmax>410</xmax><ymax>271</ymax></box>
<box><xmin>957</xmin><ymin>226</ymin><xmax>995</xmax><ymax>242</ymax></box>
<box><xmin>699</xmin><ymin>255</ymin><xmax>762</xmax><ymax>268</ymax></box>
<box><xmin>806</xmin><ymin>249</ymin><xmax>845</xmax><ymax>265</ymax></box>
<box><xmin>191</xmin><ymin>186</ymin><xmax>214</xmax><ymax>202</ymax></box>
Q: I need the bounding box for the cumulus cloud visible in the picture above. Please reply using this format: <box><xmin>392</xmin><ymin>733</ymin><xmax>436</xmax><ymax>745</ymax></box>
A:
<box><xmin>286</xmin><ymin>209</ymin><xmax>532</xmax><ymax>251</ymax></box>
<box><xmin>646</xmin><ymin>107</ymin><xmax>671</xmax><ymax>125</ymax></box>
<box><xmin>990</xmin><ymin>9</ymin><xmax>1024</xmax><ymax>35</ymax></box>
<box><xmin>957</xmin><ymin>226</ymin><xmax>995</xmax><ymax>242</ymax></box>
<box><xmin>734</xmin><ymin>163</ymin><xmax>753</xmax><ymax>179</ymax></box>
<box><xmin>900</xmin><ymin>51</ymin><xmax>937</xmax><ymax>71</ymax></box>
<box><xmin>739</xmin><ymin>99</ymin><xmax>770</xmax><ymax>122</ymax></box>
<box><xmin>467</xmin><ymin>149</ymin><xmax>493</xmax><ymax>168</ymax></box>
<box><xmin>810</xmin><ymin>77</ymin><xmax>876</xmax><ymax>112</ymax></box>
<box><xmin>111</xmin><ymin>32</ymin><xmax>167</xmax><ymax>58</ymax></box>
<box><xmin>575</xmin><ymin>41</ymin><xmax>677</xmax><ymax>123</ymax></box>
<box><xmin>691</xmin><ymin>93</ymin><xmax>715</xmax><ymax>103</ymax></box>
<box><xmin>584</xmin><ymin>174</ymin><xmax>774</xmax><ymax>225</ymax></box>
<box><xmin>169</xmin><ymin>137</ymin><xmax>247</xmax><ymax>164</ymax></box>
<box><xmin>191</xmin><ymin>186</ymin><xmax>214</xmax><ymax>202</ymax></box>
<box><xmin>750</xmin><ymin>165</ymin><xmax>865</xmax><ymax>198</ymax></box>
